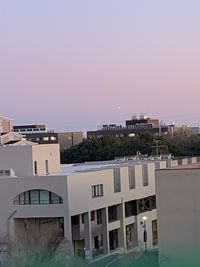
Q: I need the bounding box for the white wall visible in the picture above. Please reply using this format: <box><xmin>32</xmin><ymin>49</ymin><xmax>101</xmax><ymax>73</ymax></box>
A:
<box><xmin>32</xmin><ymin>144</ymin><xmax>60</xmax><ymax>175</ymax></box>
<box><xmin>0</xmin><ymin>175</ymin><xmax>70</xmax><ymax>239</ymax></box>
<box><xmin>0</xmin><ymin>146</ymin><xmax>33</xmax><ymax>176</ymax></box>
<box><xmin>67</xmin><ymin>163</ymin><xmax>156</xmax><ymax>216</ymax></box>
<box><xmin>156</xmin><ymin>168</ymin><xmax>200</xmax><ymax>266</ymax></box>
<box><xmin>0</xmin><ymin>144</ymin><xmax>60</xmax><ymax>177</ymax></box>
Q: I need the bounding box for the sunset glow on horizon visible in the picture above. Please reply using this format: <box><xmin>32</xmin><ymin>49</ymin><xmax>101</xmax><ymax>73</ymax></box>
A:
<box><xmin>1</xmin><ymin>0</ymin><xmax>200</xmax><ymax>131</ymax></box>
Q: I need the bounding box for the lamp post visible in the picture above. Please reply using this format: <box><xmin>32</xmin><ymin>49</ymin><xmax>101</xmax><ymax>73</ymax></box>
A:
<box><xmin>142</xmin><ymin>216</ymin><xmax>147</xmax><ymax>252</ymax></box>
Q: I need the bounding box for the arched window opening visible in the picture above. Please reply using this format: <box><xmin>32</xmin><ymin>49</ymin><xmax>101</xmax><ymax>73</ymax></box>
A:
<box><xmin>13</xmin><ymin>189</ymin><xmax>63</xmax><ymax>205</ymax></box>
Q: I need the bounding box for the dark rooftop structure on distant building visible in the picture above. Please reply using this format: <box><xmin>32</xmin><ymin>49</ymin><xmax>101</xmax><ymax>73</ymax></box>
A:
<box><xmin>13</xmin><ymin>124</ymin><xmax>83</xmax><ymax>151</ymax></box>
<box><xmin>13</xmin><ymin>124</ymin><xmax>47</xmax><ymax>134</ymax></box>
<box><xmin>87</xmin><ymin>114</ymin><xmax>174</xmax><ymax>139</ymax></box>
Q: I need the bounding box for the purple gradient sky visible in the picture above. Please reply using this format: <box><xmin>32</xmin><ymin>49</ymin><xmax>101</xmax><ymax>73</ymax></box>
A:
<box><xmin>1</xmin><ymin>0</ymin><xmax>200</xmax><ymax>131</ymax></box>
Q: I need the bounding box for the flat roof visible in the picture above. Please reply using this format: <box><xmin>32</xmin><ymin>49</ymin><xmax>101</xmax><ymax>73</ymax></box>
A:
<box><xmin>13</xmin><ymin>125</ymin><xmax>46</xmax><ymax>129</ymax></box>
<box><xmin>58</xmin><ymin>158</ymin><xmax>165</xmax><ymax>175</ymax></box>
<box><xmin>156</xmin><ymin>162</ymin><xmax>200</xmax><ymax>172</ymax></box>
<box><xmin>60</xmin><ymin>162</ymin><xmax>120</xmax><ymax>175</ymax></box>
<box><xmin>168</xmin><ymin>163</ymin><xmax>200</xmax><ymax>170</ymax></box>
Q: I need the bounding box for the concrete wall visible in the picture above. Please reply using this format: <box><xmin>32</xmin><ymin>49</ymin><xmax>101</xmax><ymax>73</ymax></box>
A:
<box><xmin>0</xmin><ymin>144</ymin><xmax>60</xmax><ymax>176</ymax></box>
<box><xmin>1</xmin><ymin>133</ymin><xmax>22</xmax><ymax>145</ymax></box>
<box><xmin>0</xmin><ymin>145</ymin><xmax>33</xmax><ymax>176</ymax></box>
<box><xmin>156</xmin><ymin>168</ymin><xmax>200</xmax><ymax>266</ymax></box>
<box><xmin>67</xmin><ymin>163</ymin><xmax>156</xmax><ymax>215</ymax></box>
<box><xmin>32</xmin><ymin>144</ymin><xmax>60</xmax><ymax>175</ymax></box>
<box><xmin>0</xmin><ymin>117</ymin><xmax>12</xmax><ymax>133</ymax></box>
<box><xmin>0</xmin><ymin>175</ymin><xmax>70</xmax><ymax>240</ymax></box>
<box><xmin>57</xmin><ymin>132</ymin><xmax>83</xmax><ymax>151</ymax></box>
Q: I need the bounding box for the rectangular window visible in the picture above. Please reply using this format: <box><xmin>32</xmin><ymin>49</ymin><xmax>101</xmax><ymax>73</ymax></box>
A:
<box><xmin>30</xmin><ymin>190</ymin><xmax>39</xmax><ymax>204</ymax></box>
<box><xmin>51</xmin><ymin>192</ymin><xmax>61</xmax><ymax>204</ymax></box>
<box><xmin>94</xmin><ymin>236</ymin><xmax>99</xmax><ymax>249</ymax></box>
<box><xmin>24</xmin><ymin>191</ymin><xmax>30</xmax><ymax>204</ymax></box>
<box><xmin>82</xmin><ymin>214</ymin><xmax>84</xmax><ymax>224</ymax></box>
<box><xmin>19</xmin><ymin>192</ymin><xmax>25</xmax><ymax>205</ymax></box>
<box><xmin>43</xmin><ymin>137</ymin><xmax>49</xmax><ymax>141</ymax></box>
<box><xmin>91</xmin><ymin>211</ymin><xmax>95</xmax><ymax>221</ymax></box>
<box><xmin>114</xmin><ymin>168</ymin><xmax>121</xmax><ymax>193</ymax></box>
<box><xmin>45</xmin><ymin>160</ymin><xmax>49</xmax><ymax>174</ymax></box>
<box><xmin>108</xmin><ymin>205</ymin><xmax>118</xmax><ymax>223</ymax></box>
<box><xmin>109</xmin><ymin>229</ymin><xmax>118</xmax><ymax>250</ymax></box>
<box><xmin>5</xmin><ymin>170</ymin><xmax>10</xmax><ymax>176</ymax></box>
<box><xmin>34</xmin><ymin>161</ymin><xmax>38</xmax><ymax>175</ymax></box>
<box><xmin>97</xmin><ymin>209</ymin><xmax>102</xmax><ymax>225</ymax></box>
<box><xmin>142</xmin><ymin>165</ymin><xmax>148</xmax><ymax>186</ymax></box>
<box><xmin>91</xmin><ymin>184</ymin><xmax>103</xmax><ymax>198</ymax></box>
<box><xmin>128</xmin><ymin>166</ymin><xmax>135</xmax><ymax>189</ymax></box>
<box><xmin>40</xmin><ymin>190</ymin><xmax>50</xmax><ymax>204</ymax></box>
<box><xmin>138</xmin><ymin>197</ymin><xmax>150</xmax><ymax>213</ymax></box>
<box><xmin>0</xmin><ymin>170</ymin><xmax>10</xmax><ymax>176</ymax></box>
<box><xmin>126</xmin><ymin>224</ymin><xmax>134</xmax><ymax>249</ymax></box>
<box><xmin>125</xmin><ymin>200</ymin><xmax>138</xmax><ymax>217</ymax></box>
<box><xmin>71</xmin><ymin>215</ymin><xmax>79</xmax><ymax>225</ymax></box>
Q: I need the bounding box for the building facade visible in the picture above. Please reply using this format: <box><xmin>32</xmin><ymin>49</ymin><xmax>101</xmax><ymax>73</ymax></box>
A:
<box><xmin>0</xmin><ymin>142</ymin><xmax>196</xmax><ymax>262</ymax></box>
<box><xmin>156</xmin><ymin>159</ymin><xmax>200</xmax><ymax>266</ymax></box>
<box><xmin>0</xmin><ymin>143</ymin><xmax>171</xmax><ymax>261</ymax></box>
<box><xmin>12</xmin><ymin>125</ymin><xmax>83</xmax><ymax>151</ymax></box>
<box><xmin>13</xmin><ymin>124</ymin><xmax>47</xmax><ymax>134</ymax></box>
<box><xmin>0</xmin><ymin>116</ymin><xmax>12</xmax><ymax>134</ymax></box>
<box><xmin>87</xmin><ymin>114</ymin><xmax>174</xmax><ymax>139</ymax></box>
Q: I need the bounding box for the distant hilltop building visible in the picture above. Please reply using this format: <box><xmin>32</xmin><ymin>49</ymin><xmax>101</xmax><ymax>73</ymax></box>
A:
<box><xmin>87</xmin><ymin>114</ymin><xmax>175</xmax><ymax>139</ymax></box>
<box><xmin>12</xmin><ymin>124</ymin><xmax>83</xmax><ymax>151</ymax></box>
<box><xmin>13</xmin><ymin>124</ymin><xmax>47</xmax><ymax>134</ymax></box>
<box><xmin>0</xmin><ymin>116</ymin><xmax>83</xmax><ymax>151</ymax></box>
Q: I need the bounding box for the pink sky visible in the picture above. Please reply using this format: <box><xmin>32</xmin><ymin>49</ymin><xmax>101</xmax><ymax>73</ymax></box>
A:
<box><xmin>1</xmin><ymin>1</ymin><xmax>200</xmax><ymax>131</ymax></box>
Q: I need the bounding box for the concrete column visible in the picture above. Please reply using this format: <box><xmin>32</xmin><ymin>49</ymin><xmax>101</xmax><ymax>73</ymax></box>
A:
<box><xmin>182</xmin><ymin>158</ymin><xmax>188</xmax><ymax>165</ymax></box>
<box><xmin>102</xmin><ymin>207</ymin><xmax>110</xmax><ymax>254</ymax></box>
<box><xmin>133</xmin><ymin>221</ymin><xmax>138</xmax><ymax>248</ymax></box>
<box><xmin>6</xmin><ymin>210</ymin><xmax>17</xmax><ymax>243</ymax></box>
<box><xmin>166</xmin><ymin>159</ymin><xmax>172</xmax><ymax>168</ymax></box>
<box><xmin>8</xmin><ymin>218</ymin><xmax>15</xmax><ymax>238</ymax></box>
<box><xmin>84</xmin><ymin>212</ymin><xmax>92</xmax><ymax>262</ymax></box>
<box><xmin>192</xmin><ymin>157</ymin><xmax>197</xmax><ymax>164</ymax></box>
<box><xmin>118</xmin><ymin>201</ymin><xmax>126</xmax><ymax>253</ymax></box>
<box><xmin>64</xmin><ymin>214</ymin><xmax>73</xmax><ymax>255</ymax></box>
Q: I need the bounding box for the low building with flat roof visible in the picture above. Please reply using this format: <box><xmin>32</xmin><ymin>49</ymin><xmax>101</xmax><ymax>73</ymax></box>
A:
<box><xmin>12</xmin><ymin>125</ymin><xmax>83</xmax><ymax>151</ymax></box>
<box><xmin>87</xmin><ymin>114</ymin><xmax>174</xmax><ymax>139</ymax></box>
<box><xmin>0</xmin><ymin>142</ymin><xmax>196</xmax><ymax>262</ymax></box>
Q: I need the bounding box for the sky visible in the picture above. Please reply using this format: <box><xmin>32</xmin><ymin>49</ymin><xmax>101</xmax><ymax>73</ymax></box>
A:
<box><xmin>1</xmin><ymin>0</ymin><xmax>200</xmax><ymax>132</ymax></box>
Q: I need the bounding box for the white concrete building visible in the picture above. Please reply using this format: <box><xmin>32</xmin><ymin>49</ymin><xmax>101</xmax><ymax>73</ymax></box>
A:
<box><xmin>156</xmin><ymin>158</ymin><xmax>200</xmax><ymax>266</ymax></box>
<box><xmin>0</xmin><ymin>116</ymin><xmax>12</xmax><ymax>133</ymax></box>
<box><xmin>0</xmin><ymin>142</ymin><xmax>192</xmax><ymax>261</ymax></box>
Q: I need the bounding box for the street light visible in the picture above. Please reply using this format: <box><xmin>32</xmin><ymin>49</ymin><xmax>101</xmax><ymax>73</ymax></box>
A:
<box><xmin>142</xmin><ymin>216</ymin><xmax>147</xmax><ymax>252</ymax></box>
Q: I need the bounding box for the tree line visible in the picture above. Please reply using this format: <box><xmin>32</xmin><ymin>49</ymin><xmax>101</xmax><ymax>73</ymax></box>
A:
<box><xmin>61</xmin><ymin>133</ymin><xmax>200</xmax><ymax>164</ymax></box>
